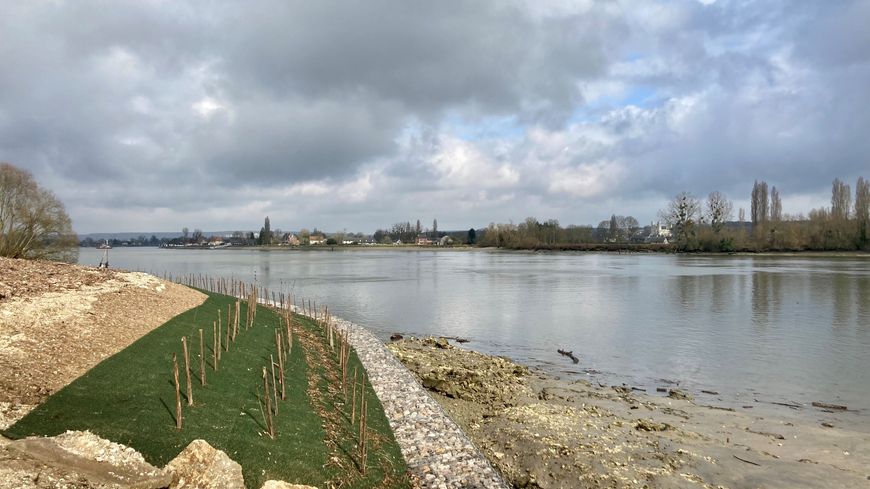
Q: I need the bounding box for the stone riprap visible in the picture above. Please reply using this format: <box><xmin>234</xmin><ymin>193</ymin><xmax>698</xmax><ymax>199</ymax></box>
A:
<box><xmin>294</xmin><ymin>307</ymin><xmax>508</xmax><ymax>489</ymax></box>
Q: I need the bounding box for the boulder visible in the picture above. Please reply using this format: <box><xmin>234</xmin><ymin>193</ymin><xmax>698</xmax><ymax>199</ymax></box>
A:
<box><xmin>165</xmin><ymin>439</ymin><xmax>244</xmax><ymax>489</ymax></box>
<box><xmin>4</xmin><ymin>430</ymin><xmax>169</xmax><ymax>489</ymax></box>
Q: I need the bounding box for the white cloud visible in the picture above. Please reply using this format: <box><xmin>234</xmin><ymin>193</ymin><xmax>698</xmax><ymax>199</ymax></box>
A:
<box><xmin>427</xmin><ymin>135</ymin><xmax>520</xmax><ymax>189</ymax></box>
<box><xmin>548</xmin><ymin>160</ymin><xmax>626</xmax><ymax>198</ymax></box>
<box><xmin>191</xmin><ymin>97</ymin><xmax>225</xmax><ymax>118</ymax></box>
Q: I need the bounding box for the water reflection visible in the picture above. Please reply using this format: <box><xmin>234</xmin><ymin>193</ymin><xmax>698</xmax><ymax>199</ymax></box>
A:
<box><xmin>751</xmin><ymin>270</ymin><xmax>783</xmax><ymax>328</ymax></box>
<box><xmin>832</xmin><ymin>273</ymin><xmax>852</xmax><ymax>330</ymax></box>
<box><xmin>858</xmin><ymin>277</ymin><xmax>870</xmax><ymax>338</ymax></box>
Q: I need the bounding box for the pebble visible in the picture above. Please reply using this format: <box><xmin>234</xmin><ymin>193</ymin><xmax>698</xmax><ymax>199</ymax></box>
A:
<box><xmin>298</xmin><ymin>307</ymin><xmax>508</xmax><ymax>488</ymax></box>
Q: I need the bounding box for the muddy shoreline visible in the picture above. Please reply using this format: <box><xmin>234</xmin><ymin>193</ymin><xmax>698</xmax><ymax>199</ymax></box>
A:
<box><xmin>388</xmin><ymin>337</ymin><xmax>870</xmax><ymax>488</ymax></box>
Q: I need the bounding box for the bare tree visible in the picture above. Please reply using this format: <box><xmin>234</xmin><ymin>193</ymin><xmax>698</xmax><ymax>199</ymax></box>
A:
<box><xmin>770</xmin><ymin>186</ymin><xmax>782</xmax><ymax>222</ymax></box>
<box><xmin>751</xmin><ymin>180</ymin><xmax>769</xmax><ymax>226</ymax></box>
<box><xmin>620</xmin><ymin>216</ymin><xmax>639</xmax><ymax>241</ymax></box>
<box><xmin>0</xmin><ymin>162</ymin><xmax>78</xmax><ymax>263</ymax></box>
<box><xmin>609</xmin><ymin>214</ymin><xmax>618</xmax><ymax>241</ymax></box>
<box><xmin>831</xmin><ymin>178</ymin><xmax>852</xmax><ymax>220</ymax></box>
<box><xmin>738</xmin><ymin>207</ymin><xmax>746</xmax><ymax>223</ymax></box>
<box><xmin>855</xmin><ymin>176</ymin><xmax>869</xmax><ymax>246</ymax></box>
<box><xmin>661</xmin><ymin>192</ymin><xmax>701</xmax><ymax>250</ymax></box>
<box><xmin>705</xmin><ymin>191</ymin><xmax>733</xmax><ymax>233</ymax></box>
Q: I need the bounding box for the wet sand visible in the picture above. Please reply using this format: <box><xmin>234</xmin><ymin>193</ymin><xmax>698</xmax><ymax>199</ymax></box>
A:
<box><xmin>388</xmin><ymin>337</ymin><xmax>870</xmax><ymax>488</ymax></box>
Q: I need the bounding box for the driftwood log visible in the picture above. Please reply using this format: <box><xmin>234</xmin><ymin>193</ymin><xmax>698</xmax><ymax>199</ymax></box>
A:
<box><xmin>557</xmin><ymin>349</ymin><xmax>579</xmax><ymax>364</ymax></box>
<box><xmin>812</xmin><ymin>401</ymin><xmax>847</xmax><ymax>411</ymax></box>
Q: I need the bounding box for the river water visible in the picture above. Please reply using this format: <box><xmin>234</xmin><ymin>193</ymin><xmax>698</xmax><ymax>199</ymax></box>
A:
<box><xmin>79</xmin><ymin>247</ymin><xmax>870</xmax><ymax>420</ymax></box>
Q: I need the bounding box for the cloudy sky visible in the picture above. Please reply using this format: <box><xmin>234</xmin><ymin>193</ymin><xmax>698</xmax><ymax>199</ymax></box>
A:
<box><xmin>2</xmin><ymin>0</ymin><xmax>868</xmax><ymax>234</ymax></box>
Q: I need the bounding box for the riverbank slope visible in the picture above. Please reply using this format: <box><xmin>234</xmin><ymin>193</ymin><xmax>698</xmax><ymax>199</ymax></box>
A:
<box><xmin>0</xmin><ymin>257</ymin><xmax>206</xmax><ymax>428</ymax></box>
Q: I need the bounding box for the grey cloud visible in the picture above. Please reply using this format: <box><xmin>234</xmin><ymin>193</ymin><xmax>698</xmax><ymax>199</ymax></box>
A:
<box><xmin>221</xmin><ymin>1</ymin><xmax>610</xmax><ymax>121</ymax></box>
<box><xmin>2</xmin><ymin>0</ymin><xmax>869</xmax><ymax>233</ymax></box>
<box><xmin>194</xmin><ymin>95</ymin><xmax>403</xmax><ymax>184</ymax></box>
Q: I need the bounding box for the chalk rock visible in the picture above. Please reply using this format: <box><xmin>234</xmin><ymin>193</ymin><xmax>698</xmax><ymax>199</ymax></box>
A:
<box><xmin>667</xmin><ymin>389</ymin><xmax>693</xmax><ymax>401</ymax></box>
<box><xmin>4</xmin><ymin>430</ymin><xmax>169</xmax><ymax>489</ymax></box>
<box><xmin>260</xmin><ymin>481</ymin><xmax>319</xmax><ymax>489</ymax></box>
<box><xmin>165</xmin><ymin>439</ymin><xmax>244</xmax><ymax>489</ymax></box>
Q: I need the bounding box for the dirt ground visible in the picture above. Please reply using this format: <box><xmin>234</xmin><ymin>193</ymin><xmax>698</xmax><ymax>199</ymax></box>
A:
<box><xmin>389</xmin><ymin>338</ymin><xmax>870</xmax><ymax>489</ymax></box>
<box><xmin>0</xmin><ymin>257</ymin><xmax>206</xmax><ymax>429</ymax></box>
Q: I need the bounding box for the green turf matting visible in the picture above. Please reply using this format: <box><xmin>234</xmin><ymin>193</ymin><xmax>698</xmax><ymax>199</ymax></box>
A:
<box><xmin>4</xmin><ymin>291</ymin><xmax>408</xmax><ymax>488</ymax></box>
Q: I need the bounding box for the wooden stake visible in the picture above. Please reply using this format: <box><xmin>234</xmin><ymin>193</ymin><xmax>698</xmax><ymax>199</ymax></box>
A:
<box><xmin>359</xmin><ymin>376</ymin><xmax>368</xmax><ymax>473</ymax></box>
<box><xmin>224</xmin><ymin>310</ymin><xmax>231</xmax><ymax>351</ymax></box>
<box><xmin>199</xmin><ymin>329</ymin><xmax>206</xmax><ymax>386</ymax></box>
<box><xmin>262</xmin><ymin>368</ymin><xmax>274</xmax><ymax>439</ymax></box>
<box><xmin>351</xmin><ymin>366</ymin><xmax>358</xmax><ymax>424</ymax></box>
<box><xmin>182</xmin><ymin>337</ymin><xmax>193</xmax><ymax>406</ymax></box>
<box><xmin>217</xmin><ymin>319</ymin><xmax>222</xmax><ymax>360</ymax></box>
<box><xmin>213</xmin><ymin>321</ymin><xmax>218</xmax><ymax>371</ymax></box>
<box><xmin>234</xmin><ymin>300</ymin><xmax>240</xmax><ymax>339</ymax></box>
<box><xmin>173</xmin><ymin>353</ymin><xmax>183</xmax><ymax>430</ymax></box>
<box><xmin>329</xmin><ymin>320</ymin><xmax>334</xmax><ymax>351</ymax></box>
<box><xmin>270</xmin><ymin>354</ymin><xmax>278</xmax><ymax>415</ymax></box>
<box><xmin>277</xmin><ymin>333</ymin><xmax>286</xmax><ymax>400</ymax></box>
<box><xmin>287</xmin><ymin>313</ymin><xmax>293</xmax><ymax>355</ymax></box>
<box><xmin>275</xmin><ymin>330</ymin><xmax>282</xmax><ymax>365</ymax></box>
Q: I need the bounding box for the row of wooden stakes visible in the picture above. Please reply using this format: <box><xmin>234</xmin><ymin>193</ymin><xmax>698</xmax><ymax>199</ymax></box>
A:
<box><xmin>171</xmin><ymin>289</ymin><xmax>260</xmax><ymax>430</ymax></box>
<box><xmin>168</xmin><ymin>273</ymin><xmax>373</xmax><ymax>474</ymax></box>
<box><xmin>322</xmin><ymin>307</ymin><xmax>371</xmax><ymax>475</ymax></box>
<box><xmin>257</xmin><ymin>310</ymin><xmax>295</xmax><ymax>439</ymax></box>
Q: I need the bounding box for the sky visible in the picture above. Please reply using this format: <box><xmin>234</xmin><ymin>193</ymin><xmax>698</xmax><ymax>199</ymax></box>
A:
<box><xmin>2</xmin><ymin>0</ymin><xmax>869</xmax><ymax>234</ymax></box>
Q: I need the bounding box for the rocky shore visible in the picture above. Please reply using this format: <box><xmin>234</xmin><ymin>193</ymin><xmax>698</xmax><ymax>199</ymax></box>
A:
<box><xmin>388</xmin><ymin>337</ymin><xmax>870</xmax><ymax>489</ymax></box>
<box><xmin>318</xmin><ymin>314</ymin><xmax>508</xmax><ymax>489</ymax></box>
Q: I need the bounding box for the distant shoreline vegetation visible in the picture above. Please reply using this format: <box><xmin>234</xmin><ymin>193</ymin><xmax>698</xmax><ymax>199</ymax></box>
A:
<box><xmin>79</xmin><ymin>176</ymin><xmax>869</xmax><ymax>254</ymax></box>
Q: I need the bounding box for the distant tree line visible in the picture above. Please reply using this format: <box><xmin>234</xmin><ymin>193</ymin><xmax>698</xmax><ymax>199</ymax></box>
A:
<box><xmin>476</xmin><ymin>218</ymin><xmax>598</xmax><ymax>249</ymax></box>
<box><xmin>80</xmin><ymin>235</ymin><xmax>163</xmax><ymax>248</ymax></box>
<box><xmin>372</xmin><ymin>218</ymin><xmax>444</xmax><ymax>244</ymax></box>
<box><xmin>661</xmin><ymin>176</ymin><xmax>869</xmax><ymax>252</ymax></box>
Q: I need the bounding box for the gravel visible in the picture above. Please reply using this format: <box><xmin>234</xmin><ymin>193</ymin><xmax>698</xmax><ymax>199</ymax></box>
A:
<box><xmin>297</xmin><ymin>308</ymin><xmax>508</xmax><ymax>489</ymax></box>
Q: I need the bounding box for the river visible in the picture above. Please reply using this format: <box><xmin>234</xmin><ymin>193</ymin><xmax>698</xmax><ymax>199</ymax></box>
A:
<box><xmin>79</xmin><ymin>247</ymin><xmax>870</xmax><ymax>421</ymax></box>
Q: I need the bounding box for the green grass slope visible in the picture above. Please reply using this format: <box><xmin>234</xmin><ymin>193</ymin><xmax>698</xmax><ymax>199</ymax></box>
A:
<box><xmin>4</xmin><ymin>291</ymin><xmax>409</xmax><ymax>488</ymax></box>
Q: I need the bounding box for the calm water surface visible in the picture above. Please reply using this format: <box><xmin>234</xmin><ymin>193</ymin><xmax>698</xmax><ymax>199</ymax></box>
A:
<box><xmin>80</xmin><ymin>248</ymin><xmax>870</xmax><ymax>419</ymax></box>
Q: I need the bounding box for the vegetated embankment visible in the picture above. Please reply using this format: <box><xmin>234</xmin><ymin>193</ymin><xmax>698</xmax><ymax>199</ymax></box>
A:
<box><xmin>1</xmin><ymin>260</ymin><xmax>409</xmax><ymax>488</ymax></box>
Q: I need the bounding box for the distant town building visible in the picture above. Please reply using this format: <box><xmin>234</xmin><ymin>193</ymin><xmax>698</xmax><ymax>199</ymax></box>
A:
<box><xmin>646</xmin><ymin>221</ymin><xmax>672</xmax><ymax>243</ymax></box>
<box><xmin>285</xmin><ymin>234</ymin><xmax>300</xmax><ymax>246</ymax></box>
<box><xmin>309</xmin><ymin>234</ymin><xmax>327</xmax><ymax>245</ymax></box>
<box><xmin>415</xmin><ymin>236</ymin><xmax>433</xmax><ymax>246</ymax></box>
